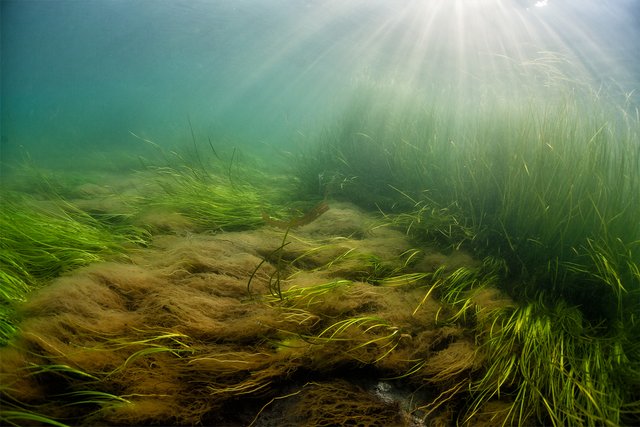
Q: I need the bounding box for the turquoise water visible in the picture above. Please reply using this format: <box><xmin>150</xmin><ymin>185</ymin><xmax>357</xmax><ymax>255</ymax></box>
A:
<box><xmin>1</xmin><ymin>0</ymin><xmax>638</xmax><ymax>168</ymax></box>
<box><xmin>1</xmin><ymin>2</ymin><xmax>640</xmax><ymax>425</ymax></box>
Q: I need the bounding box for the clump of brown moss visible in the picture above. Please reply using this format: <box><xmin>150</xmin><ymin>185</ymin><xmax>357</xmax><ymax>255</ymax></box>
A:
<box><xmin>254</xmin><ymin>380</ymin><xmax>408</xmax><ymax>427</ymax></box>
<box><xmin>1</xmin><ymin>202</ymin><xmax>497</xmax><ymax>426</ymax></box>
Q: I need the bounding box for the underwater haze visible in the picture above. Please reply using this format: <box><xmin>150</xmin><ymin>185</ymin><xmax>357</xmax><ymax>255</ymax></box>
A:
<box><xmin>1</xmin><ymin>0</ymin><xmax>639</xmax><ymax>166</ymax></box>
<box><xmin>2</xmin><ymin>1</ymin><xmax>640</xmax><ymax>426</ymax></box>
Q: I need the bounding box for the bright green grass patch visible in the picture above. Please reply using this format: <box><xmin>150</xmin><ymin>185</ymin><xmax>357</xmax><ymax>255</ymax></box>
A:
<box><xmin>145</xmin><ymin>167</ymin><xmax>269</xmax><ymax>232</ymax></box>
<box><xmin>467</xmin><ymin>297</ymin><xmax>640</xmax><ymax>427</ymax></box>
<box><xmin>0</xmin><ymin>193</ymin><xmax>149</xmax><ymax>345</ymax></box>
<box><xmin>140</xmin><ymin>146</ymin><xmax>306</xmax><ymax>233</ymax></box>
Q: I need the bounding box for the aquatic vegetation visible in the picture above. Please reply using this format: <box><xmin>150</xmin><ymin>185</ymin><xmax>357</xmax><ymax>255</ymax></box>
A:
<box><xmin>0</xmin><ymin>204</ymin><xmax>486</xmax><ymax>426</ymax></box>
<box><xmin>262</xmin><ymin>200</ymin><xmax>329</xmax><ymax>229</ymax></box>
<box><xmin>247</xmin><ymin>227</ymin><xmax>292</xmax><ymax>300</ymax></box>
<box><xmin>295</xmin><ymin>87</ymin><xmax>640</xmax><ymax>425</ymax></box>
<box><xmin>0</xmin><ymin>153</ymin><xmax>89</xmax><ymax>199</ymax></box>
<box><xmin>0</xmin><ymin>332</ymin><xmax>189</xmax><ymax>427</ymax></box>
<box><xmin>0</xmin><ymin>193</ymin><xmax>148</xmax><ymax>345</ymax></box>
<box><xmin>381</xmin><ymin>191</ymin><xmax>476</xmax><ymax>251</ymax></box>
<box><xmin>312</xmin><ymin>316</ymin><xmax>407</xmax><ymax>364</ymax></box>
<box><xmin>465</xmin><ymin>298</ymin><xmax>638</xmax><ymax>427</ymax></box>
<box><xmin>267</xmin><ymin>279</ymin><xmax>353</xmax><ymax>308</ymax></box>
<box><xmin>248</xmin><ymin>203</ymin><xmax>333</xmax><ymax>300</ymax></box>
<box><xmin>8</xmin><ymin>195</ymin><xmax>634</xmax><ymax>425</ymax></box>
<box><xmin>143</xmin><ymin>169</ymin><xmax>267</xmax><ymax>232</ymax></box>
<box><xmin>250</xmin><ymin>380</ymin><xmax>408</xmax><ymax>427</ymax></box>
<box><xmin>138</xmin><ymin>142</ymin><xmax>304</xmax><ymax>234</ymax></box>
<box><xmin>1</xmin><ymin>197</ymin><xmax>118</xmax><ymax>282</ymax></box>
<box><xmin>0</xmin><ymin>409</ymin><xmax>69</xmax><ymax>427</ymax></box>
<box><xmin>375</xmin><ymin>259</ymin><xmax>639</xmax><ymax>426</ymax></box>
<box><xmin>1</xmin><ymin>95</ymin><xmax>637</xmax><ymax>425</ymax></box>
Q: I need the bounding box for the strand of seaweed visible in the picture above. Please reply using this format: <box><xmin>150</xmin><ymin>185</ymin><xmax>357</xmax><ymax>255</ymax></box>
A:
<box><xmin>261</xmin><ymin>201</ymin><xmax>329</xmax><ymax>229</ymax></box>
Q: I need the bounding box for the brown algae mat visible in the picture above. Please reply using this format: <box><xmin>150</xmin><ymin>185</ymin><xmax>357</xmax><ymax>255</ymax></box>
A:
<box><xmin>0</xmin><ymin>202</ymin><xmax>514</xmax><ymax>426</ymax></box>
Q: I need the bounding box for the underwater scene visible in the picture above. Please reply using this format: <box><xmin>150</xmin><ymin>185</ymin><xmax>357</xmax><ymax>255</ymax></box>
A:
<box><xmin>1</xmin><ymin>1</ymin><xmax>639</xmax><ymax>426</ymax></box>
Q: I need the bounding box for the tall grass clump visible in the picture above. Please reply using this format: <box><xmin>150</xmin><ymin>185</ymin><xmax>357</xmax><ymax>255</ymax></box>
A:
<box><xmin>458</xmin><ymin>98</ymin><xmax>639</xmax><ymax>316</ymax></box>
<box><xmin>300</xmin><ymin>87</ymin><xmax>640</xmax><ymax>326</ymax></box>
<box><xmin>457</xmin><ymin>101</ymin><xmax>640</xmax><ymax>424</ymax></box>
<box><xmin>296</xmin><ymin>84</ymin><xmax>640</xmax><ymax>425</ymax></box>
<box><xmin>145</xmin><ymin>168</ymin><xmax>267</xmax><ymax>232</ymax></box>
<box><xmin>0</xmin><ymin>193</ymin><xmax>146</xmax><ymax>345</ymax></box>
<box><xmin>293</xmin><ymin>89</ymin><xmax>460</xmax><ymax>209</ymax></box>
<box><xmin>140</xmin><ymin>140</ymin><xmax>301</xmax><ymax>233</ymax></box>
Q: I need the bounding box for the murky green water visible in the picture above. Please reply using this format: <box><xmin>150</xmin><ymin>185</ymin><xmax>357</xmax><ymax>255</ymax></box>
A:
<box><xmin>1</xmin><ymin>1</ymin><xmax>639</xmax><ymax>426</ymax></box>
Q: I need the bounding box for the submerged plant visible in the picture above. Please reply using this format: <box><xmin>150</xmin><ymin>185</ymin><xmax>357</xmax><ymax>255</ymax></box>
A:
<box><xmin>295</xmin><ymin>85</ymin><xmax>640</xmax><ymax>425</ymax></box>
<box><xmin>262</xmin><ymin>201</ymin><xmax>330</xmax><ymax>229</ymax></box>
<box><xmin>311</xmin><ymin>316</ymin><xmax>407</xmax><ymax>364</ymax></box>
<box><xmin>465</xmin><ymin>297</ymin><xmax>640</xmax><ymax>427</ymax></box>
<box><xmin>0</xmin><ymin>410</ymin><xmax>70</xmax><ymax>427</ymax></box>
<box><xmin>144</xmin><ymin>169</ymin><xmax>267</xmax><ymax>232</ymax></box>
<box><xmin>247</xmin><ymin>227</ymin><xmax>292</xmax><ymax>300</ymax></box>
<box><xmin>0</xmin><ymin>194</ymin><xmax>147</xmax><ymax>345</ymax></box>
<box><xmin>137</xmin><ymin>135</ymin><xmax>303</xmax><ymax>234</ymax></box>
